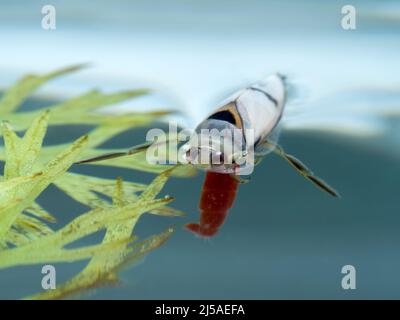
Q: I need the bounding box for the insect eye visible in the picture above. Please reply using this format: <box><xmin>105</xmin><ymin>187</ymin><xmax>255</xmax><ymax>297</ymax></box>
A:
<box><xmin>186</xmin><ymin>147</ymin><xmax>198</xmax><ymax>162</ymax></box>
<box><xmin>219</xmin><ymin>153</ymin><xmax>225</xmax><ymax>164</ymax></box>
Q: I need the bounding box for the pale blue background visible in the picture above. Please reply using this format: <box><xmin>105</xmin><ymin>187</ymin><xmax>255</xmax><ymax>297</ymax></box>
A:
<box><xmin>0</xmin><ymin>0</ymin><xmax>399</xmax><ymax>299</ymax></box>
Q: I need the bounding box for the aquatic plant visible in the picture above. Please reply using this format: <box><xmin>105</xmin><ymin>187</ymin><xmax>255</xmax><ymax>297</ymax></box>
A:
<box><xmin>0</xmin><ymin>65</ymin><xmax>193</xmax><ymax>299</ymax></box>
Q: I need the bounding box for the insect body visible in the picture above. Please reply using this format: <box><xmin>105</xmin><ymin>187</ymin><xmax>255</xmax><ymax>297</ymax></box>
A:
<box><xmin>77</xmin><ymin>74</ymin><xmax>340</xmax><ymax>238</ymax></box>
<box><xmin>183</xmin><ymin>74</ymin><xmax>339</xmax><ymax>237</ymax></box>
<box><xmin>181</xmin><ymin>74</ymin><xmax>287</xmax><ymax>175</ymax></box>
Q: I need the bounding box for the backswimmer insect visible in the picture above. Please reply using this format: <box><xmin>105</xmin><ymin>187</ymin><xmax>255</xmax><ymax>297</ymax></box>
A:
<box><xmin>77</xmin><ymin>74</ymin><xmax>340</xmax><ymax>237</ymax></box>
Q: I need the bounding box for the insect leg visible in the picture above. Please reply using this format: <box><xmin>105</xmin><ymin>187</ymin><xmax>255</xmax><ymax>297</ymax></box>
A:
<box><xmin>260</xmin><ymin>140</ymin><xmax>340</xmax><ymax>197</ymax></box>
<box><xmin>230</xmin><ymin>174</ymin><xmax>251</xmax><ymax>184</ymax></box>
<box><xmin>75</xmin><ymin>142</ymin><xmax>153</xmax><ymax>164</ymax></box>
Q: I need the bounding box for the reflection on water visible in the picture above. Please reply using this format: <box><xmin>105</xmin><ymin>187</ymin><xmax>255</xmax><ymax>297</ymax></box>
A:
<box><xmin>185</xmin><ymin>172</ymin><xmax>239</xmax><ymax>237</ymax></box>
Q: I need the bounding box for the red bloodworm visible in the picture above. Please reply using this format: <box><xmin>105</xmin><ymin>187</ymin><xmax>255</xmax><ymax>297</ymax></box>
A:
<box><xmin>185</xmin><ymin>171</ymin><xmax>239</xmax><ymax>237</ymax></box>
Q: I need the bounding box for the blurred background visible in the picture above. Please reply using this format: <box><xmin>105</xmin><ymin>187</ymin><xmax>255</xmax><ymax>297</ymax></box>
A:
<box><xmin>0</xmin><ymin>0</ymin><xmax>400</xmax><ymax>299</ymax></box>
